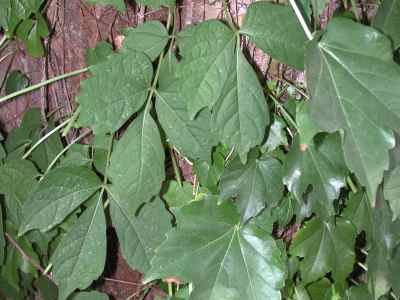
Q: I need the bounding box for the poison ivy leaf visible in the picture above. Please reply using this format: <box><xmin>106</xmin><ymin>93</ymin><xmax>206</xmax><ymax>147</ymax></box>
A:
<box><xmin>290</xmin><ymin>218</ymin><xmax>356</xmax><ymax>287</ymax></box>
<box><xmin>384</xmin><ymin>166</ymin><xmax>400</xmax><ymax>220</ymax></box>
<box><xmin>71</xmin><ymin>291</ymin><xmax>109</xmax><ymax>300</ymax></box>
<box><xmin>85</xmin><ymin>0</ymin><xmax>125</xmax><ymax>11</ymax></box>
<box><xmin>211</xmin><ymin>50</ymin><xmax>269</xmax><ymax>161</ymax></box>
<box><xmin>111</xmin><ymin>196</ymin><xmax>171</xmax><ymax>273</ymax></box>
<box><xmin>78</xmin><ymin>51</ymin><xmax>153</xmax><ymax>134</ymax></box>
<box><xmin>306</xmin><ymin>18</ymin><xmax>400</xmax><ymax>201</ymax></box>
<box><xmin>51</xmin><ymin>199</ymin><xmax>106</xmax><ymax>300</ymax></box>
<box><xmin>0</xmin><ymin>159</ymin><xmax>38</xmax><ymax>225</ymax></box>
<box><xmin>163</xmin><ymin>181</ymin><xmax>193</xmax><ymax>208</ymax></box>
<box><xmin>135</xmin><ymin>0</ymin><xmax>175</xmax><ymax>9</ymax></box>
<box><xmin>284</xmin><ymin>133</ymin><xmax>347</xmax><ymax>219</ymax></box>
<box><xmin>108</xmin><ymin>108</ymin><xmax>165</xmax><ymax>210</ymax></box>
<box><xmin>19</xmin><ymin>166</ymin><xmax>101</xmax><ymax>235</ymax></box>
<box><xmin>145</xmin><ymin>199</ymin><xmax>286</xmax><ymax>300</ymax></box>
<box><xmin>262</xmin><ymin>118</ymin><xmax>288</xmax><ymax>153</ymax></box>
<box><xmin>220</xmin><ymin>152</ymin><xmax>284</xmax><ymax>222</ymax></box>
<box><xmin>5</xmin><ymin>70</ymin><xmax>29</xmax><ymax>94</ymax></box>
<box><xmin>85</xmin><ymin>41</ymin><xmax>114</xmax><ymax>66</ymax></box>
<box><xmin>240</xmin><ymin>1</ymin><xmax>307</xmax><ymax>69</ymax></box>
<box><xmin>176</xmin><ymin>20</ymin><xmax>236</xmax><ymax>118</ymax></box>
<box><xmin>122</xmin><ymin>21</ymin><xmax>169</xmax><ymax>61</ymax></box>
<box><xmin>342</xmin><ymin>192</ymin><xmax>374</xmax><ymax>241</ymax></box>
<box><xmin>373</xmin><ymin>0</ymin><xmax>400</xmax><ymax>49</ymax></box>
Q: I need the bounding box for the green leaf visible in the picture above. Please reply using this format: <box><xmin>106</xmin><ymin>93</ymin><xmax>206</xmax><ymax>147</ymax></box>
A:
<box><xmin>342</xmin><ymin>192</ymin><xmax>374</xmax><ymax>241</ymax></box>
<box><xmin>51</xmin><ymin>199</ymin><xmax>106</xmax><ymax>300</ymax></box>
<box><xmin>306</xmin><ymin>278</ymin><xmax>336</xmax><ymax>300</ymax></box>
<box><xmin>176</xmin><ymin>20</ymin><xmax>236</xmax><ymax>118</ymax></box>
<box><xmin>240</xmin><ymin>1</ymin><xmax>307</xmax><ymax>69</ymax></box>
<box><xmin>344</xmin><ymin>285</ymin><xmax>374</xmax><ymax>300</ymax></box>
<box><xmin>0</xmin><ymin>159</ymin><xmax>38</xmax><ymax>225</ymax></box>
<box><xmin>283</xmin><ymin>133</ymin><xmax>347</xmax><ymax>219</ymax></box>
<box><xmin>390</xmin><ymin>246</ymin><xmax>400</xmax><ymax>297</ymax></box>
<box><xmin>220</xmin><ymin>153</ymin><xmax>284</xmax><ymax>222</ymax></box>
<box><xmin>384</xmin><ymin>166</ymin><xmax>400</xmax><ymax>220</ymax></box>
<box><xmin>78</xmin><ymin>51</ymin><xmax>153</xmax><ymax>134</ymax></box>
<box><xmin>19</xmin><ymin>166</ymin><xmax>101</xmax><ymax>235</ymax></box>
<box><xmin>306</xmin><ymin>17</ymin><xmax>400</xmax><ymax>201</ymax></box>
<box><xmin>373</xmin><ymin>0</ymin><xmax>400</xmax><ymax>49</ymax></box>
<box><xmin>311</xmin><ymin>0</ymin><xmax>330</xmax><ymax>18</ymax></box>
<box><xmin>85</xmin><ymin>41</ymin><xmax>114</xmax><ymax>66</ymax></box>
<box><xmin>108</xmin><ymin>108</ymin><xmax>165</xmax><ymax>210</ymax></box>
<box><xmin>262</xmin><ymin>118</ymin><xmax>288</xmax><ymax>153</ymax></box>
<box><xmin>85</xmin><ymin>0</ymin><xmax>125</xmax><ymax>11</ymax></box>
<box><xmin>0</xmin><ymin>208</ymin><xmax>5</xmax><ymax>264</ymax></box>
<box><xmin>111</xmin><ymin>196</ymin><xmax>171</xmax><ymax>273</ymax></box>
<box><xmin>35</xmin><ymin>276</ymin><xmax>58</xmax><ymax>300</ymax></box>
<box><xmin>70</xmin><ymin>291</ymin><xmax>109</xmax><ymax>300</ymax></box>
<box><xmin>122</xmin><ymin>21</ymin><xmax>169</xmax><ymax>61</ymax></box>
<box><xmin>135</xmin><ymin>0</ymin><xmax>175</xmax><ymax>9</ymax></box>
<box><xmin>145</xmin><ymin>199</ymin><xmax>286</xmax><ymax>300</ymax></box>
<box><xmin>5</xmin><ymin>70</ymin><xmax>29</xmax><ymax>95</ymax></box>
<box><xmin>211</xmin><ymin>50</ymin><xmax>269</xmax><ymax>161</ymax></box>
<box><xmin>163</xmin><ymin>181</ymin><xmax>193</xmax><ymax>208</ymax></box>
<box><xmin>290</xmin><ymin>218</ymin><xmax>356</xmax><ymax>286</ymax></box>
<box><xmin>59</xmin><ymin>144</ymin><xmax>91</xmax><ymax>168</ymax></box>
<box><xmin>293</xmin><ymin>285</ymin><xmax>311</xmax><ymax>300</ymax></box>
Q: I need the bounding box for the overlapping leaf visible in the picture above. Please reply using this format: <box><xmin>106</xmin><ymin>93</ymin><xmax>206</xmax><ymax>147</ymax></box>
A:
<box><xmin>108</xmin><ymin>108</ymin><xmax>165</xmax><ymax>210</ymax></box>
<box><xmin>290</xmin><ymin>218</ymin><xmax>356</xmax><ymax>287</ymax></box>
<box><xmin>19</xmin><ymin>166</ymin><xmax>101</xmax><ymax>235</ymax></box>
<box><xmin>78</xmin><ymin>51</ymin><xmax>153</xmax><ymax>134</ymax></box>
<box><xmin>373</xmin><ymin>0</ymin><xmax>400</xmax><ymax>49</ymax></box>
<box><xmin>220</xmin><ymin>152</ymin><xmax>284</xmax><ymax>222</ymax></box>
<box><xmin>145</xmin><ymin>199</ymin><xmax>286</xmax><ymax>300</ymax></box>
<box><xmin>384</xmin><ymin>166</ymin><xmax>400</xmax><ymax>220</ymax></box>
<box><xmin>51</xmin><ymin>199</ymin><xmax>106</xmax><ymax>300</ymax></box>
<box><xmin>306</xmin><ymin>18</ymin><xmax>400</xmax><ymax>201</ymax></box>
<box><xmin>240</xmin><ymin>1</ymin><xmax>307</xmax><ymax>69</ymax></box>
<box><xmin>111</xmin><ymin>196</ymin><xmax>171</xmax><ymax>273</ymax></box>
<box><xmin>283</xmin><ymin>133</ymin><xmax>347</xmax><ymax>219</ymax></box>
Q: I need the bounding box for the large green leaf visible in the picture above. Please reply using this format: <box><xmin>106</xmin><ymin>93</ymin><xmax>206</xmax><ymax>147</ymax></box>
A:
<box><xmin>240</xmin><ymin>1</ymin><xmax>307</xmax><ymax>69</ymax></box>
<box><xmin>85</xmin><ymin>0</ymin><xmax>125</xmax><ymax>11</ymax></box>
<box><xmin>108</xmin><ymin>107</ymin><xmax>165</xmax><ymax>210</ymax></box>
<box><xmin>220</xmin><ymin>152</ymin><xmax>284</xmax><ymax>222</ymax></box>
<box><xmin>51</xmin><ymin>199</ymin><xmax>106</xmax><ymax>300</ymax></box>
<box><xmin>284</xmin><ymin>133</ymin><xmax>347</xmax><ymax>219</ymax></box>
<box><xmin>290</xmin><ymin>218</ymin><xmax>356</xmax><ymax>287</ymax></box>
<box><xmin>145</xmin><ymin>199</ymin><xmax>286</xmax><ymax>300</ymax></box>
<box><xmin>19</xmin><ymin>166</ymin><xmax>101</xmax><ymax>235</ymax></box>
<box><xmin>111</xmin><ymin>196</ymin><xmax>171</xmax><ymax>273</ymax></box>
<box><xmin>176</xmin><ymin>20</ymin><xmax>236</xmax><ymax>118</ymax></box>
<box><xmin>373</xmin><ymin>0</ymin><xmax>400</xmax><ymax>49</ymax></box>
<box><xmin>0</xmin><ymin>159</ymin><xmax>38</xmax><ymax>225</ymax></box>
<box><xmin>306</xmin><ymin>17</ymin><xmax>400</xmax><ymax>201</ymax></box>
<box><xmin>211</xmin><ymin>50</ymin><xmax>269</xmax><ymax>161</ymax></box>
<box><xmin>78</xmin><ymin>51</ymin><xmax>153</xmax><ymax>134</ymax></box>
<box><xmin>122</xmin><ymin>21</ymin><xmax>169</xmax><ymax>61</ymax></box>
<box><xmin>384</xmin><ymin>165</ymin><xmax>400</xmax><ymax>220</ymax></box>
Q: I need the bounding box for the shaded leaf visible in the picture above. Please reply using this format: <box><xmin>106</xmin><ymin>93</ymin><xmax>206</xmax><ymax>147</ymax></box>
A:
<box><xmin>78</xmin><ymin>51</ymin><xmax>153</xmax><ymax>134</ymax></box>
<box><xmin>384</xmin><ymin>165</ymin><xmax>400</xmax><ymax>220</ymax></box>
<box><xmin>145</xmin><ymin>199</ymin><xmax>286</xmax><ymax>300</ymax></box>
<box><xmin>19</xmin><ymin>166</ymin><xmax>101</xmax><ymax>235</ymax></box>
<box><xmin>163</xmin><ymin>181</ymin><xmax>193</xmax><ymax>208</ymax></box>
<box><xmin>240</xmin><ymin>1</ymin><xmax>307</xmax><ymax>69</ymax></box>
<box><xmin>262</xmin><ymin>118</ymin><xmax>288</xmax><ymax>153</ymax></box>
<box><xmin>85</xmin><ymin>41</ymin><xmax>114</xmax><ymax>66</ymax></box>
<box><xmin>51</xmin><ymin>199</ymin><xmax>106</xmax><ymax>300</ymax></box>
<box><xmin>373</xmin><ymin>0</ymin><xmax>400</xmax><ymax>49</ymax></box>
<box><xmin>306</xmin><ymin>18</ymin><xmax>400</xmax><ymax>201</ymax></box>
<box><xmin>5</xmin><ymin>70</ymin><xmax>29</xmax><ymax>94</ymax></box>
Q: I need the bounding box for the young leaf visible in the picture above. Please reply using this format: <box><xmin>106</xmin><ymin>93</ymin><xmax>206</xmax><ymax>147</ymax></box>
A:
<box><xmin>122</xmin><ymin>21</ymin><xmax>169</xmax><ymax>61</ymax></box>
<box><xmin>306</xmin><ymin>18</ymin><xmax>400</xmax><ymax>202</ymax></box>
<box><xmin>220</xmin><ymin>153</ymin><xmax>284</xmax><ymax>222</ymax></box>
<box><xmin>77</xmin><ymin>51</ymin><xmax>153</xmax><ymax>134</ymax></box>
<box><xmin>111</xmin><ymin>196</ymin><xmax>171</xmax><ymax>273</ymax></box>
<box><xmin>240</xmin><ymin>1</ymin><xmax>307</xmax><ymax>69</ymax></box>
<box><xmin>145</xmin><ymin>199</ymin><xmax>286</xmax><ymax>300</ymax></box>
<box><xmin>51</xmin><ymin>199</ymin><xmax>106</xmax><ymax>300</ymax></box>
<box><xmin>283</xmin><ymin>134</ymin><xmax>347</xmax><ymax>219</ymax></box>
<box><xmin>108</xmin><ymin>108</ymin><xmax>165</xmax><ymax>210</ymax></box>
<box><xmin>19</xmin><ymin>166</ymin><xmax>102</xmax><ymax>235</ymax></box>
<box><xmin>373</xmin><ymin>0</ymin><xmax>400</xmax><ymax>49</ymax></box>
<box><xmin>5</xmin><ymin>70</ymin><xmax>29</xmax><ymax>95</ymax></box>
<box><xmin>290</xmin><ymin>218</ymin><xmax>356</xmax><ymax>287</ymax></box>
<box><xmin>176</xmin><ymin>20</ymin><xmax>236</xmax><ymax>118</ymax></box>
<box><xmin>85</xmin><ymin>0</ymin><xmax>125</xmax><ymax>11</ymax></box>
<box><xmin>212</xmin><ymin>51</ymin><xmax>269</xmax><ymax>161</ymax></box>
<box><xmin>384</xmin><ymin>165</ymin><xmax>400</xmax><ymax>220</ymax></box>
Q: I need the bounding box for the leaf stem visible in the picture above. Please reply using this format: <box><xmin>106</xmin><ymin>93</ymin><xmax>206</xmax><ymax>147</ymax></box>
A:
<box><xmin>347</xmin><ymin>176</ymin><xmax>358</xmax><ymax>193</ymax></box>
<box><xmin>62</xmin><ymin>107</ymin><xmax>80</xmax><ymax>137</ymax></box>
<box><xmin>169</xmin><ymin>147</ymin><xmax>182</xmax><ymax>187</ymax></box>
<box><xmin>101</xmin><ymin>135</ymin><xmax>115</xmax><ymax>209</ymax></box>
<box><xmin>288</xmin><ymin>0</ymin><xmax>313</xmax><ymax>41</ymax></box>
<box><xmin>0</xmin><ymin>67</ymin><xmax>88</xmax><ymax>104</ymax></box>
<box><xmin>22</xmin><ymin>118</ymin><xmax>71</xmax><ymax>159</ymax></box>
<box><xmin>269</xmin><ymin>93</ymin><xmax>300</xmax><ymax>132</ymax></box>
<box><xmin>168</xmin><ymin>282</ymin><xmax>173</xmax><ymax>297</ymax></box>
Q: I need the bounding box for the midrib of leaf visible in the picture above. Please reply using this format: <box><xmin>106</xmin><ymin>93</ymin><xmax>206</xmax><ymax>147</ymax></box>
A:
<box><xmin>237</xmin><ymin>232</ymin><xmax>257</xmax><ymax>300</ymax></box>
<box><xmin>309</xmin><ymin>223</ymin><xmax>328</xmax><ymax>276</ymax></box>
<box><xmin>307</xmin><ymin>148</ymin><xmax>330</xmax><ymax>198</ymax></box>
